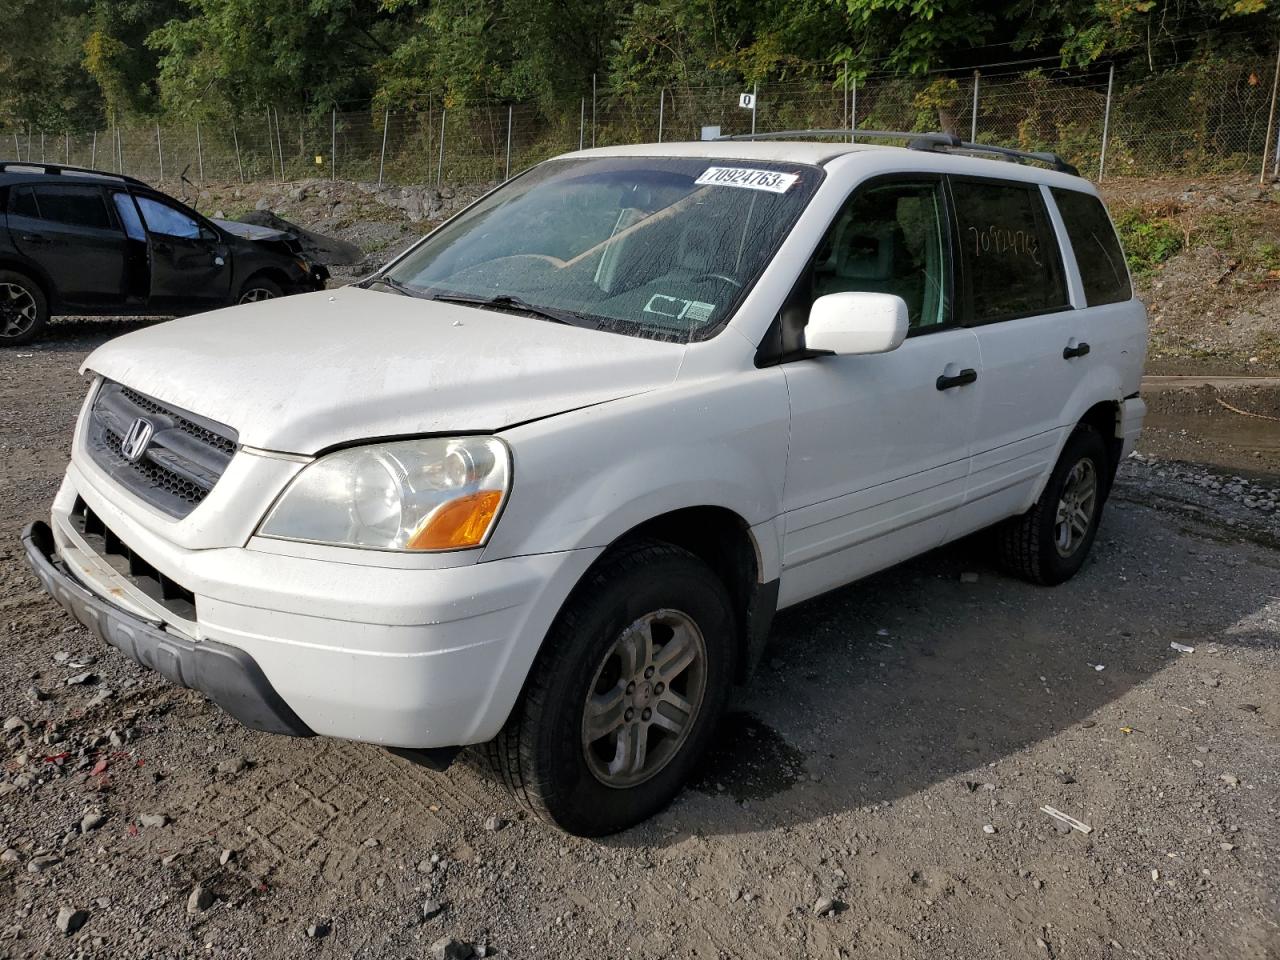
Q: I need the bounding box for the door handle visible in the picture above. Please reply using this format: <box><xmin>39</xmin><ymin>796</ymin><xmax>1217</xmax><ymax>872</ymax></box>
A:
<box><xmin>20</xmin><ymin>233</ymin><xmax>50</xmax><ymax>244</ymax></box>
<box><xmin>936</xmin><ymin>368</ymin><xmax>978</xmax><ymax>391</ymax></box>
<box><xmin>1063</xmin><ymin>341</ymin><xmax>1091</xmax><ymax>359</ymax></box>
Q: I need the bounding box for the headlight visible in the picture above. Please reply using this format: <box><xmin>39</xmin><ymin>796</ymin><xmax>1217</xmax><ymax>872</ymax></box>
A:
<box><xmin>258</xmin><ymin>437</ymin><xmax>510</xmax><ymax>552</ymax></box>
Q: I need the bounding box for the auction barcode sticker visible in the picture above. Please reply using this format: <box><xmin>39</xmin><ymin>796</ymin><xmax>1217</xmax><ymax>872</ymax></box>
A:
<box><xmin>694</xmin><ymin>167</ymin><xmax>798</xmax><ymax>193</ymax></box>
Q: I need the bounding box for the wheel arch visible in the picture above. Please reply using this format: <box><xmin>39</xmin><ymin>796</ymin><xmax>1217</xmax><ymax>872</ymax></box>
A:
<box><xmin>236</xmin><ymin>266</ymin><xmax>290</xmax><ymax>299</ymax></box>
<box><xmin>1077</xmin><ymin>399</ymin><xmax>1124</xmax><ymax>498</ymax></box>
<box><xmin>575</xmin><ymin>505</ymin><xmax>778</xmax><ymax>683</ymax></box>
<box><xmin>0</xmin><ymin>256</ymin><xmax>58</xmax><ymax>312</ymax></box>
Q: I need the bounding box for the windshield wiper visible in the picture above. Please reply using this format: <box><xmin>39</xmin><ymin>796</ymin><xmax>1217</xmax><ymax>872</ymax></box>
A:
<box><xmin>429</xmin><ymin>292</ymin><xmax>589</xmax><ymax>327</ymax></box>
<box><xmin>361</xmin><ymin>275</ymin><xmax>430</xmax><ymax>299</ymax></box>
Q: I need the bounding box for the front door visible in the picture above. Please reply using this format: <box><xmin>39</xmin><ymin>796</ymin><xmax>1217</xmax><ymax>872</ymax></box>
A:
<box><xmin>778</xmin><ymin>176</ymin><xmax>981</xmax><ymax>607</ymax></box>
<box><xmin>132</xmin><ymin>193</ymin><xmax>232</xmax><ymax>311</ymax></box>
<box><xmin>8</xmin><ymin>184</ymin><xmax>128</xmax><ymax>308</ymax></box>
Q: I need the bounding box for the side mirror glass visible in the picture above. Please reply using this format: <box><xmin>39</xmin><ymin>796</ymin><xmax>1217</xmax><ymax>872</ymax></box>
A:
<box><xmin>805</xmin><ymin>292</ymin><xmax>909</xmax><ymax>356</ymax></box>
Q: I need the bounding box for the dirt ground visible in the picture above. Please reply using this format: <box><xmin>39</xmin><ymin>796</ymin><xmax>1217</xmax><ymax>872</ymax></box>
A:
<box><xmin>1</xmin><ymin>319</ymin><xmax>1277</xmax><ymax>960</ymax></box>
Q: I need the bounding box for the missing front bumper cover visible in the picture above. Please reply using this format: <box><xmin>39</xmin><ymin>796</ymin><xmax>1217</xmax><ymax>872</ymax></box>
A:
<box><xmin>21</xmin><ymin>521</ymin><xmax>314</xmax><ymax>738</ymax></box>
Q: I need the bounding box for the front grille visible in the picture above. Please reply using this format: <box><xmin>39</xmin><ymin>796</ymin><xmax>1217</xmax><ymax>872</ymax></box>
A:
<box><xmin>70</xmin><ymin>498</ymin><xmax>197</xmax><ymax>621</ymax></box>
<box><xmin>84</xmin><ymin>380</ymin><xmax>239</xmax><ymax>519</ymax></box>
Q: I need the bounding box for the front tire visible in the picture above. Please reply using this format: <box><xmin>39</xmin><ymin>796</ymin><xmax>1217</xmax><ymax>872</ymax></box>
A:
<box><xmin>236</xmin><ymin>276</ymin><xmax>283</xmax><ymax>304</ymax></box>
<box><xmin>994</xmin><ymin>424</ymin><xmax>1109</xmax><ymax>586</ymax></box>
<box><xmin>490</xmin><ymin>540</ymin><xmax>736</xmax><ymax>836</ymax></box>
<box><xmin>0</xmin><ymin>270</ymin><xmax>49</xmax><ymax>346</ymax></box>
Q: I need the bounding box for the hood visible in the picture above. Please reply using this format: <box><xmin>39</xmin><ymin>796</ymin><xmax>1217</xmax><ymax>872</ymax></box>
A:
<box><xmin>210</xmin><ymin>218</ymin><xmax>290</xmax><ymax>242</ymax></box>
<box><xmin>83</xmin><ymin>288</ymin><xmax>686</xmax><ymax>454</ymax></box>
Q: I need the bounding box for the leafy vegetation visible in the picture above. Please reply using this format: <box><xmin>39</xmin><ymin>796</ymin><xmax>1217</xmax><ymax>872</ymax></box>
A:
<box><xmin>1113</xmin><ymin>208</ymin><xmax>1185</xmax><ymax>275</ymax></box>
<box><xmin>0</xmin><ymin>0</ymin><xmax>1276</xmax><ymax>129</ymax></box>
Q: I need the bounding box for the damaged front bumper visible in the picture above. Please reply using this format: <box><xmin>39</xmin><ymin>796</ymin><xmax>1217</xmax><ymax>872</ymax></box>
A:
<box><xmin>21</xmin><ymin>521</ymin><xmax>314</xmax><ymax>738</ymax></box>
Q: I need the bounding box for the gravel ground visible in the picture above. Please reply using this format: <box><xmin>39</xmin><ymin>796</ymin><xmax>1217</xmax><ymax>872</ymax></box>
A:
<box><xmin>1</xmin><ymin>324</ymin><xmax>1278</xmax><ymax>960</ymax></box>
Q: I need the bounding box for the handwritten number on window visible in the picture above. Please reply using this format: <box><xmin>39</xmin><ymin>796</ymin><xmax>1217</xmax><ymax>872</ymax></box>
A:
<box><xmin>966</xmin><ymin>224</ymin><xmax>1042</xmax><ymax>266</ymax></box>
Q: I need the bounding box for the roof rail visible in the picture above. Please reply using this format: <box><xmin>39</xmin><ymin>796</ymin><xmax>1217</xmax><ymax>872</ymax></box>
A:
<box><xmin>0</xmin><ymin>160</ymin><xmax>151</xmax><ymax>188</ymax></box>
<box><xmin>713</xmin><ymin>129</ymin><xmax>1080</xmax><ymax>176</ymax></box>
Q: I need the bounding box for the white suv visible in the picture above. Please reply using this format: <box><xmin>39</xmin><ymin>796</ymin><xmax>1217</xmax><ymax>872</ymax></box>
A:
<box><xmin>23</xmin><ymin>134</ymin><xmax>1147</xmax><ymax>835</ymax></box>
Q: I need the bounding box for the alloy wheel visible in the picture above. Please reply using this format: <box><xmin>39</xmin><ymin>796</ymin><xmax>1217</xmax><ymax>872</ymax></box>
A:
<box><xmin>238</xmin><ymin>287</ymin><xmax>277</xmax><ymax>304</ymax></box>
<box><xmin>0</xmin><ymin>283</ymin><xmax>38</xmax><ymax>339</ymax></box>
<box><xmin>1054</xmin><ymin>458</ymin><xmax>1098</xmax><ymax>557</ymax></box>
<box><xmin>581</xmin><ymin>609</ymin><xmax>708</xmax><ymax>788</ymax></box>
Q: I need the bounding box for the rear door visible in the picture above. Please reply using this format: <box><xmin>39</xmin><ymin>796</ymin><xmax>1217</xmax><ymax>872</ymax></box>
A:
<box><xmin>133</xmin><ymin>192</ymin><xmax>232</xmax><ymax>311</ymax></box>
<box><xmin>945</xmin><ymin>176</ymin><xmax>1080</xmax><ymax>539</ymax></box>
<box><xmin>778</xmin><ymin>176</ymin><xmax>982</xmax><ymax>606</ymax></box>
<box><xmin>8</xmin><ymin>183</ymin><xmax>129</xmax><ymax>308</ymax></box>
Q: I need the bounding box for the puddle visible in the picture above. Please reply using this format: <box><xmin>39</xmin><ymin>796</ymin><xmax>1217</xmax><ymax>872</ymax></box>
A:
<box><xmin>691</xmin><ymin>711</ymin><xmax>806</xmax><ymax>801</ymax></box>
<box><xmin>1145</xmin><ymin>410</ymin><xmax>1280</xmax><ymax>455</ymax></box>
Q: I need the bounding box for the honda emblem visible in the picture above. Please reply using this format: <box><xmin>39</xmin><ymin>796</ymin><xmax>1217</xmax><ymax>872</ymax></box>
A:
<box><xmin>120</xmin><ymin>417</ymin><xmax>155</xmax><ymax>462</ymax></box>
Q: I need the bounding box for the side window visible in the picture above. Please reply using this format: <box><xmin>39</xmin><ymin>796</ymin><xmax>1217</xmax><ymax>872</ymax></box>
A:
<box><xmin>112</xmin><ymin>193</ymin><xmax>147</xmax><ymax>242</ymax></box>
<box><xmin>30</xmin><ymin>186</ymin><xmax>113</xmax><ymax>230</ymax></box>
<box><xmin>135</xmin><ymin>195</ymin><xmax>201</xmax><ymax>240</ymax></box>
<box><xmin>951</xmin><ymin>180</ymin><xmax>1068</xmax><ymax>323</ymax></box>
<box><xmin>1050</xmin><ymin>188</ymin><xmax>1131</xmax><ymax>306</ymax></box>
<box><xmin>10</xmin><ymin>185</ymin><xmax>40</xmax><ymax>219</ymax></box>
<box><xmin>810</xmin><ymin>180</ymin><xmax>949</xmax><ymax>330</ymax></box>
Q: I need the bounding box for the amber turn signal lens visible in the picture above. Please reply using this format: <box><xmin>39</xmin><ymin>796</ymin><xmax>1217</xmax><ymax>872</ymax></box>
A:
<box><xmin>407</xmin><ymin>490</ymin><xmax>504</xmax><ymax>551</ymax></box>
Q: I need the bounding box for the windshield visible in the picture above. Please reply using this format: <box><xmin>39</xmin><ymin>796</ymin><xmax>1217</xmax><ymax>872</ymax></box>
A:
<box><xmin>379</xmin><ymin>156</ymin><xmax>823</xmax><ymax>342</ymax></box>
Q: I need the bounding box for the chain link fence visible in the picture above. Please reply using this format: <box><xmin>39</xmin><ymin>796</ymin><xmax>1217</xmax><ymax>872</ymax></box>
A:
<box><xmin>4</xmin><ymin>58</ymin><xmax>1278</xmax><ymax>189</ymax></box>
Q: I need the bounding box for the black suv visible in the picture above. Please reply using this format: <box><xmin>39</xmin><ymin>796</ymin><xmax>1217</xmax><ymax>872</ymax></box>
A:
<box><xmin>0</xmin><ymin>162</ymin><xmax>328</xmax><ymax>345</ymax></box>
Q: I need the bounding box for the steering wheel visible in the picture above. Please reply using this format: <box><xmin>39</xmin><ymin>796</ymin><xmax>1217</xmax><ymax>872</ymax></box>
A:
<box><xmin>690</xmin><ymin>272</ymin><xmax>742</xmax><ymax>289</ymax></box>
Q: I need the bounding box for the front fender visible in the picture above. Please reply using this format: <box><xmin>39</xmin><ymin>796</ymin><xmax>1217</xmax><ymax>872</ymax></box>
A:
<box><xmin>483</xmin><ymin>370</ymin><xmax>790</xmax><ymax>583</ymax></box>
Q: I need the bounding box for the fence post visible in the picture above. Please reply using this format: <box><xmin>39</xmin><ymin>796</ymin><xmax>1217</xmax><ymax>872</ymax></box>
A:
<box><xmin>751</xmin><ymin>82</ymin><xmax>758</xmax><ymax>134</ymax></box>
<box><xmin>377</xmin><ymin>108</ymin><xmax>389</xmax><ymax>186</ymax></box>
<box><xmin>65</xmin><ymin>133</ymin><xmax>70</xmax><ymax>164</ymax></box>
<box><xmin>232</xmin><ymin>121</ymin><xmax>244</xmax><ymax>183</ymax></box>
<box><xmin>265</xmin><ymin>111</ymin><xmax>276</xmax><ymax>181</ymax></box>
<box><xmin>155</xmin><ymin>124</ymin><xmax>164</xmax><ymax>181</ymax></box>
<box><xmin>505</xmin><ymin>104</ymin><xmax>513</xmax><ymax>179</ymax></box>
<box><xmin>331</xmin><ymin>108</ymin><xmax>337</xmax><ymax>181</ymax></box>
<box><xmin>1264</xmin><ymin>43</ymin><xmax>1280</xmax><ymax>185</ymax></box>
<box><xmin>273</xmin><ymin>107</ymin><xmax>285</xmax><ymax>181</ymax></box>
<box><xmin>12</xmin><ymin>131</ymin><xmax>19</xmax><ymax>160</ymax></box>
<box><xmin>850</xmin><ymin>77</ymin><xmax>857</xmax><ymax>142</ymax></box>
<box><xmin>196</xmin><ymin>121</ymin><xmax>204</xmax><ymax>185</ymax></box>
<box><xmin>90</xmin><ymin>131</ymin><xmax>97</xmax><ymax>167</ymax></box>
<box><xmin>436</xmin><ymin>108</ymin><xmax>446</xmax><ymax>185</ymax></box>
<box><xmin>40</xmin><ymin>130</ymin><xmax>45</xmax><ymax>163</ymax></box>
<box><xmin>579</xmin><ymin>98</ymin><xmax>585</xmax><ymax>150</ymax></box>
<box><xmin>658</xmin><ymin>89</ymin><xmax>664</xmax><ymax>143</ymax></box>
<box><xmin>970</xmin><ymin>70</ymin><xmax>980</xmax><ymax>142</ymax></box>
<box><xmin>1099</xmin><ymin>63</ymin><xmax>1115</xmax><ymax>182</ymax></box>
<box><xmin>591</xmin><ymin>73</ymin><xmax>597</xmax><ymax>148</ymax></box>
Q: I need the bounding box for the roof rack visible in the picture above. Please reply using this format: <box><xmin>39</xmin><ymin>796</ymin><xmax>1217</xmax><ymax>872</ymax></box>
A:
<box><xmin>0</xmin><ymin>160</ymin><xmax>151</xmax><ymax>188</ymax></box>
<box><xmin>713</xmin><ymin>129</ymin><xmax>1080</xmax><ymax>176</ymax></box>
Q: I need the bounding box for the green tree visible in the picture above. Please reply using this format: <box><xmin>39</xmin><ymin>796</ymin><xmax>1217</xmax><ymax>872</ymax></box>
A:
<box><xmin>0</xmin><ymin>0</ymin><xmax>101</xmax><ymax>131</ymax></box>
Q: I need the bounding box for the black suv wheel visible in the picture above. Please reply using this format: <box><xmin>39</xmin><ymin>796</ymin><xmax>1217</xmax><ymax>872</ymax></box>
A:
<box><xmin>0</xmin><ymin>270</ymin><xmax>49</xmax><ymax>346</ymax></box>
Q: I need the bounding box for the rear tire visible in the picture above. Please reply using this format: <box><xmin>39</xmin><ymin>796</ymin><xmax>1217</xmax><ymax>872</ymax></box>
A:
<box><xmin>490</xmin><ymin>539</ymin><xmax>736</xmax><ymax>836</ymax></box>
<box><xmin>236</xmin><ymin>276</ymin><xmax>283</xmax><ymax>304</ymax></box>
<box><xmin>0</xmin><ymin>270</ymin><xmax>49</xmax><ymax>346</ymax></box>
<box><xmin>994</xmin><ymin>424</ymin><xmax>1109</xmax><ymax>586</ymax></box>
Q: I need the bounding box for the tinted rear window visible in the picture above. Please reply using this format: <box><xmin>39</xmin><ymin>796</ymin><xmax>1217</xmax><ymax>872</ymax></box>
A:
<box><xmin>30</xmin><ymin>185</ymin><xmax>113</xmax><ymax>230</ymax></box>
<box><xmin>1051</xmin><ymin>188</ymin><xmax>1131</xmax><ymax>306</ymax></box>
<box><xmin>951</xmin><ymin>179</ymin><xmax>1069</xmax><ymax>323</ymax></box>
<box><xmin>10</xmin><ymin>185</ymin><xmax>39</xmax><ymax>219</ymax></box>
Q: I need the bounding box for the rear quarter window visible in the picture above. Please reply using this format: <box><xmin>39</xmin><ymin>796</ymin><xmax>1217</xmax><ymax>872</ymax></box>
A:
<box><xmin>1050</xmin><ymin>188</ymin><xmax>1132</xmax><ymax>306</ymax></box>
<box><xmin>950</xmin><ymin>178</ymin><xmax>1069</xmax><ymax>324</ymax></box>
<box><xmin>10</xmin><ymin>185</ymin><xmax>40</xmax><ymax>219</ymax></box>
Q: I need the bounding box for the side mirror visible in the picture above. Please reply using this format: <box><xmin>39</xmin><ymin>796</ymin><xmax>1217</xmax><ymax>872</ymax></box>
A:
<box><xmin>805</xmin><ymin>292</ymin><xmax>909</xmax><ymax>356</ymax></box>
